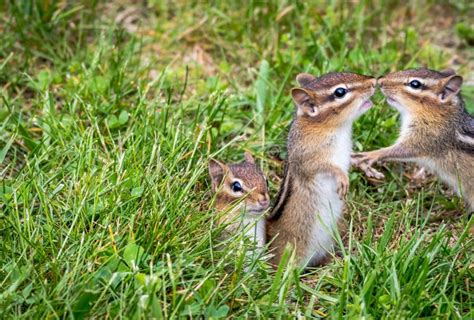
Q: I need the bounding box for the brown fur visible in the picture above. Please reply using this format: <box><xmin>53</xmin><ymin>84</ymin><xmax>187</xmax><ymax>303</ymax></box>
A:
<box><xmin>209</xmin><ymin>153</ymin><xmax>270</xmax><ymax>232</ymax></box>
<box><xmin>267</xmin><ymin>72</ymin><xmax>376</xmax><ymax>267</ymax></box>
<box><xmin>353</xmin><ymin>68</ymin><xmax>474</xmax><ymax>211</ymax></box>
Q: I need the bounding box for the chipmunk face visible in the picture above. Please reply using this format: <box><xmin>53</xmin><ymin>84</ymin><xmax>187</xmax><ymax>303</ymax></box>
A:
<box><xmin>209</xmin><ymin>152</ymin><xmax>270</xmax><ymax>216</ymax></box>
<box><xmin>291</xmin><ymin>72</ymin><xmax>377</xmax><ymax>125</ymax></box>
<box><xmin>378</xmin><ymin>68</ymin><xmax>463</xmax><ymax>115</ymax></box>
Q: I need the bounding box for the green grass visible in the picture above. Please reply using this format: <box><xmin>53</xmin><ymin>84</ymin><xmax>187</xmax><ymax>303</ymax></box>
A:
<box><xmin>1</xmin><ymin>0</ymin><xmax>473</xmax><ymax>318</ymax></box>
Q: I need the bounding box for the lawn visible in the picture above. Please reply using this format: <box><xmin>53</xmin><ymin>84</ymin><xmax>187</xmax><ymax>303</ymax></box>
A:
<box><xmin>1</xmin><ymin>1</ymin><xmax>473</xmax><ymax>318</ymax></box>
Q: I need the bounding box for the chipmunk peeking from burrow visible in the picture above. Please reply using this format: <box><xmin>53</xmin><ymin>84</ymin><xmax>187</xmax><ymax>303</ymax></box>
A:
<box><xmin>353</xmin><ymin>68</ymin><xmax>474</xmax><ymax>211</ymax></box>
<box><xmin>209</xmin><ymin>152</ymin><xmax>270</xmax><ymax>247</ymax></box>
<box><xmin>267</xmin><ymin>72</ymin><xmax>377</xmax><ymax>268</ymax></box>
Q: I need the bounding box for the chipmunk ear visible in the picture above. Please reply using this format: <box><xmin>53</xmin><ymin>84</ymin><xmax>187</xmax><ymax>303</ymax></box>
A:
<box><xmin>440</xmin><ymin>75</ymin><xmax>463</xmax><ymax>102</ymax></box>
<box><xmin>441</xmin><ymin>68</ymin><xmax>456</xmax><ymax>76</ymax></box>
<box><xmin>244</xmin><ymin>151</ymin><xmax>255</xmax><ymax>164</ymax></box>
<box><xmin>291</xmin><ymin>88</ymin><xmax>319</xmax><ymax>117</ymax></box>
<box><xmin>209</xmin><ymin>159</ymin><xmax>227</xmax><ymax>192</ymax></box>
<box><xmin>296</xmin><ymin>73</ymin><xmax>316</xmax><ymax>87</ymax></box>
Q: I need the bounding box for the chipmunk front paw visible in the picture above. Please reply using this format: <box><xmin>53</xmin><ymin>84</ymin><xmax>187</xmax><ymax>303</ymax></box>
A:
<box><xmin>365</xmin><ymin>166</ymin><xmax>385</xmax><ymax>179</ymax></box>
<box><xmin>352</xmin><ymin>151</ymin><xmax>378</xmax><ymax>166</ymax></box>
<box><xmin>351</xmin><ymin>152</ymin><xmax>385</xmax><ymax>179</ymax></box>
<box><xmin>335</xmin><ymin>172</ymin><xmax>349</xmax><ymax>199</ymax></box>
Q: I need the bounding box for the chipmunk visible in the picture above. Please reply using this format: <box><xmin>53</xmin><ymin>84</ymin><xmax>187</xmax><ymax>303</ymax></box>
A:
<box><xmin>353</xmin><ymin>68</ymin><xmax>474</xmax><ymax>211</ymax></box>
<box><xmin>267</xmin><ymin>72</ymin><xmax>377</xmax><ymax>267</ymax></box>
<box><xmin>209</xmin><ymin>152</ymin><xmax>270</xmax><ymax>247</ymax></box>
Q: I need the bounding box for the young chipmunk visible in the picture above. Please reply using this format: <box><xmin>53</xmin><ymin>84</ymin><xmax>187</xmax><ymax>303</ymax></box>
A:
<box><xmin>353</xmin><ymin>68</ymin><xmax>474</xmax><ymax>210</ymax></box>
<box><xmin>267</xmin><ymin>72</ymin><xmax>376</xmax><ymax>267</ymax></box>
<box><xmin>209</xmin><ymin>152</ymin><xmax>270</xmax><ymax>247</ymax></box>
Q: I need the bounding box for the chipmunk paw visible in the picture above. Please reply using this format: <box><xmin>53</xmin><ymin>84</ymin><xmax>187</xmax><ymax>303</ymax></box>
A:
<box><xmin>336</xmin><ymin>174</ymin><xmax>349</xmax><ymax>199</ymax></box>
<box><xmin>351</xmin><ymin>152</ymin><xmax>384</xmax><ymax>179</ymax></box>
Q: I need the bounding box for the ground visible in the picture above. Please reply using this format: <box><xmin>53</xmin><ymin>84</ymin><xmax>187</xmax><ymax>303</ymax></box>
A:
<box><xmin>0</xmin><ymin>1</ymin><xmax>473</xmax><ymax>318</ymax></box>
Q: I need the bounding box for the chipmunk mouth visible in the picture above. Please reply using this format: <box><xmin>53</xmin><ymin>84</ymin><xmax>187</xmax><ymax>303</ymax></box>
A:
<box><xmin>386</xmin><ymin>96</ymin><xmax>399</xmax><ymax>107</ymax></box>
<box><xmin>246</xmin><ymin>205</ymin><xmax>268</xmax><ymax>215</ymax></box>
<box><xmin>360</xmin><ymin>99</ymin><xmax>373</xmax><ymax>111</ymax></box>
<box><xmin>386</xmin><ymin>96</ymin><xmax>396</xmax><ymax>104</ymax></box>
<box><xmin>385</xmin><ymin>96</ymin><xmax>406</xmax><ymax>113</ymax></box>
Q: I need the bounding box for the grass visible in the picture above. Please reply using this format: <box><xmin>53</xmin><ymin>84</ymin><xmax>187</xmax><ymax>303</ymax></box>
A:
<box><xmin>1</xmin><ymin>0</ymin><xmax>473</xmax><ymax>318</ymax></box>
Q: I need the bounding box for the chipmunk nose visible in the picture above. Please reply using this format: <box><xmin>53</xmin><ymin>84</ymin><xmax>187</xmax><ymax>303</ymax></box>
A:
<box><xmin>370</xmin><ymin>78</ymin><xmax>377</xmax><ymax>88</ymax></box>
<box><xmin>258</xmin><ymin>195</ymin><xmax>270</xmax><ymax>208</ymax></box>
<box><xmin>377</xmin><ymin>76</ymin><xmax>385</xmax><ymax>87</ymax></box>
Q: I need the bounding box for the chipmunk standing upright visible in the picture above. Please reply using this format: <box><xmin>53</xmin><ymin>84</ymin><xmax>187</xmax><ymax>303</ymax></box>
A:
<box><xmin>267</xmin><ymin>72</ymin><xmax>377</xmax><ymax>267</ymax></box>
<box><xmin>353</xmin><ymin>68</ymin><xmax>474</xmax><ymax>210</ymax></box>
<box><xmin>209</xmin><ymin>152</ymin><xmax>270</xmax><ymax>247</ymax></box>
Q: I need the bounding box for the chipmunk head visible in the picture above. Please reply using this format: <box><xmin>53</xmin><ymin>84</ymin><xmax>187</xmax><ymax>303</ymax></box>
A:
<box><xmin>378</xmin><ymin>68</ymin><xmax>463</xmax><ymax>116</ymax></box>
<box><xmin>209</xmin><ymin>152</ymin><xmax>270</xmax><ymax>216</ymax></box>
<box><xmin>290</xmin><ymin>72</ymin><xmax>377</xmax><ymax>125</ymax></box>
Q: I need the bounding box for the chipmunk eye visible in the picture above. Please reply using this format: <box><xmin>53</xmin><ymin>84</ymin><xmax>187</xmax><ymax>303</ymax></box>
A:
<box><xmin>231</xmin><ymin>181</ymin><xmax>243</xmax><ymax>193</ymax></box>
<box><xmin>334</xmin><ymin>87</ymin><xmax>347</xmax><ymax>98</ymax></box>
<box><xmin>408</xmin><ymin>80</ymin><xmax>422</xmax><ymax>89</ymax></box>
